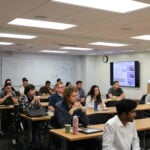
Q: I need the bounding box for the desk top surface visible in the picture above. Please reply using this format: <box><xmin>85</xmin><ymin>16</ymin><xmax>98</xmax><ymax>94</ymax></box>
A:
<box><xmin>50</xmin><ymin>118</ymin><xmax>150</xmax><ymax>141</ymax></box>
<box><xmin>0</xmin><ymin>105</ymin><xmax>14</xmax><ymax>110</ymax></box>
<box><xmin>20</xmin><ymin>113</ymin><xmax>51</xmax><ymax>121</ymax></box>
<box><xmin>86</xmin><ymin>104</ymin><xmax>150</xmax><ymax>115</ymax></box>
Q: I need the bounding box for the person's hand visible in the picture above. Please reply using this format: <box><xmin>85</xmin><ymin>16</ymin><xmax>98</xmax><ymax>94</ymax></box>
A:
<box><xmin>6</xmin><ymin>92</ymin><xmax>12</xmax><ymax>98</ymax></box>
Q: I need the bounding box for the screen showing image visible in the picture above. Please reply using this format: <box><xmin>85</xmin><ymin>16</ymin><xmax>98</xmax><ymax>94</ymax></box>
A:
<box><xmin>110</xmin><ymin>61</ymin><xmax>140</xmax><ymax>87</ymax></box>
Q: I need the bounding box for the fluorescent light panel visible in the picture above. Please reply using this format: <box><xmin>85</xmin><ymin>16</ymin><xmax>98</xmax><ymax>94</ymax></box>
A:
<box><xmin>52</xmin><ymin>0</ymin><xmax>149</xmax><ymax>13</ymax></box>
<box><xmin>40</xmin><ymin>50</ymin><xmax>68</xmax><ymax>53</ymax></box>
<box><xmin>61</xmin><ymin>46</ymin><xmax>93</xmax><ymax>51</ymax></box>
<box><xmin>8</xmin><ymin>18</ymin><xmax>76</xmax><ymax>30</ymax></box>
<box><xmin>0</xmin><ymin>33</ymin><xmax>37</xmax><ymax>39</ymax></box>
<box><xmin>0</xmin><ymin>42</ymin><xmax>14</xmax><ymax>45</ymax></box>
<box><xmin>131</xmin><ymin>35</ymin><xmax>150</xmax><ymax>40</ymax></box>
<box><xmin>90</xmin><ymin>42</ymin><xmax>128</xmax><ymax>47</ymax></box>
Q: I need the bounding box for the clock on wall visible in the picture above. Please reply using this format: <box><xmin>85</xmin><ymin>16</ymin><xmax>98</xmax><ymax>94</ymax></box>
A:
<box><xmin>102</xmin><ymin>55</ymin><xmax>108</xmax><ymax>63</ymax></box>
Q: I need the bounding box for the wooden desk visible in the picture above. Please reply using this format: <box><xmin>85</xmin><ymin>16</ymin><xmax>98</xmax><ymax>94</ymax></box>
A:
<box><xmin>49</xmin><ymin>118</ymin><xmax>150</xmax><ymax>150</ymax></box>
<box><xmin>41</xmin><ymin>102</ymin><xmax>48</xmax><ymax>107</ymax></box>
<box><xmin>0</xmin><ymin>105</ymin><xmax>14</xmax><ymax>136</ymax></box>
<box><xmin>86</xmin><ymin>104</ymin><xmax>150</xmax><ymax>116</ymax></box>
<box><xmin>40</xmin><ymin>95</ymin><xmax>50</xmax><ymax>101</ymax></box>
<box><xmin>20</xmin><ymin>113</ymin><xmax>51</xmax><ymax>121</ymax></box>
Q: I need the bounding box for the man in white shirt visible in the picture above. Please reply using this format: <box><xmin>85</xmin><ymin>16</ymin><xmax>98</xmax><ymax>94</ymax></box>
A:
<box><xmin>102</xmin><ymin>99</ymin><xmax>140</xmax><ymax>150</ymax></box>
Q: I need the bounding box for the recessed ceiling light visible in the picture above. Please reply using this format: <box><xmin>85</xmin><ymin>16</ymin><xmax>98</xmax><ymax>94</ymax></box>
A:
<box><xmin>61</xmin><ymin>46</ymin><xmax>93</xmax><ymax>51</ymax></box>
<box><xmin>8</xmin><ymin>18</ymin><xmax>76</xmax><ymax>30</ymax></box>
<box><xmin>52</xmin><ymin>0</ymin><xmax>149</xmax><ymax>13</ymax></box>
<box><xmin>90</xmin><ymin>41</ymin><xmax>128</xmax><ymax>47</ymax></box>
<box><xmin>131</xmin><ymin>35</ymin><xmax>150</xmax><ymax>40</ymax></box>
<box><xmin>0</xmin><ymin>33</ymin><xmax>37</xmax><ymax>39</ymax></box>
<box><xmin>0</xmin><ymin>42</ymin><xmax>14</xmax><ymax>45</ymax></box>
<box><xmin>123</xmin><ymin>50</ymin><xmax>135</xmax><ymax>52</ymax></box>
<box><xmin>104</xmin><ymin>51</ymin><xmax>113</xmax><ymax>54</ymax></box>
<box><xmin>40</xmin><ymin>50</ymin><xmax>68</xmax><ymax>53</ymax></box>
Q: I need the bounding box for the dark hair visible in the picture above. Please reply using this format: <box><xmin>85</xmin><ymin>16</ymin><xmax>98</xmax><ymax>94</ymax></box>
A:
<box><xmin>113</xmin><ymin>81</ymin><xmax>119</xmax><ymax>85</ymax></box>
<box><xmin>87</xmin><ymin>85</ymin><xmax>101</xmax><ymax>103</ymax></box>
<box><xmin>4</xmin><ymin>79</ymin><xmax>11</xmax><ymax>85</ymax></box>
<box><xmin>24</xmin><ymin>84</ymin><xmax>35</xmax><ymax>95</ymax></box>
<box><xmin>116</xmin><ymin>99</ymin><xmax>137</xmax><ymax>116</ymax></box>
<box><xmin>57</xmin><ymin>78</ymin><xmax>61</xmax><ymax>82</ymax></box>
<box><xmin>76</xmin><ymin>80</ymin><xmax>82</xmax><ymax>84</ymax></box>
<box><xmin>66</xmin><ymin>82</ymin><xmax>71</xmax><ymax>87</ymax></box>
<box><xmin>45</xmin><ymin>80</ymin><xmax>51</xmax><ymax>85</ymax></box>
<box><xmin>22</xmin><ymin>77</ymin><xmax>28</xmax><ymax>82</ymax></box>
<box><xmin>4</xmin><ymin>83</ymin><xmax>12</xmax><ymax>88</ymax></box>
<box><xmin>63</xmin><ymin>86</ymin><xmax>78</xmax><ymax>101</ymax></box>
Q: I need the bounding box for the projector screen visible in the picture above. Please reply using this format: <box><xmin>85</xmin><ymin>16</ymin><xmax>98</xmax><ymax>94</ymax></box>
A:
<box><xmin>110</xmin><ymin>61</ymin><xmax>140</xmax><ymax>87</ymax></box>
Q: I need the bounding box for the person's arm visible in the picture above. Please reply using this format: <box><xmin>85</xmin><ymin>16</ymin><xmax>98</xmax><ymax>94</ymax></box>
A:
<box><xmin>85</xmin><ymin>96</ymin><xmax>92</xmax><ymax>108</ymax></box>
<box><xmin>0</xmin><ymin>93</ymin><xmax>10</xmax><ymax>104</ymax></box>
<box><xmin>118</xmin><ymin>93</ymin><xmax>125</xmax><ymax>100</ymax></box>
<box><xmin>48</xmin><ymin>95</ymin><xmax>55</xmax><ymax>111</ymax></box>
<box><xmin>132</xmin><ymin>124</ymin><xmax>140</xmax><ymax>150</ymax></box>
<box><xmin>11</xmin><ymin>93</ymin><xmax>18</xmax><ymax>104</ymax></box>
<box><xmin>31</xmin><ymin>96</ymin><xmax>41</xmax><ymax>106</ymax></box>
<box><xmin>54</xmin><ymin>104</ymin><xmax>72</xmax><ymax>128</ymax></box>
<box><xmin>102</xmin><ymin>123</ymin><xmax>115</xmax><ymax>150</ymax></box>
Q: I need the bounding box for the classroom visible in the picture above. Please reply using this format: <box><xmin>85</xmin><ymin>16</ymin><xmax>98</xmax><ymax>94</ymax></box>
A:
<box><xmin>0</xmin><ymin>0</ymin><xmax>150</xmax><ymax>150</ymax></box>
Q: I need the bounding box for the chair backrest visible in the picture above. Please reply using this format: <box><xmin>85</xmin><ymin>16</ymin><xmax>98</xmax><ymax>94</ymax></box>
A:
<box><xmin>88</xmin><ymin>113</ymin><xmax>112</xmax><ymax>125</ymax></box>
<box><xmin>139</xmin><ymin>94</ymin><xmax>147</xmax><ymax>104</ymax></box>
<box><xmin>105</xmin><ymin>100</ymin><xmax>119</xmax><ymax>107</ymax></box>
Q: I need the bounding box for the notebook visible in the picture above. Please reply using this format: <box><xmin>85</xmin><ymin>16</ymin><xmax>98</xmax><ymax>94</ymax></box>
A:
<box><xmin>79</xmin><ymin>128</ymin><xmax>103</xmax><ymax>134</ymax></box>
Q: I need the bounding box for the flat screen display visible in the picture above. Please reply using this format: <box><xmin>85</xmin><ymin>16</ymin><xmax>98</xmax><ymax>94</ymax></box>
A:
<box><xmin>110</xmin><ymin>61</ymin><xmax>140</xmax><ymax>87</ymax></box>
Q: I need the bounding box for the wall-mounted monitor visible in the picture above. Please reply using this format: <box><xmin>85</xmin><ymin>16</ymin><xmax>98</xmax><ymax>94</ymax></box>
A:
<box><xmin>110</xmin><ymin>61</ymin><xmax>140</xmax><ymax>87</ymax></box>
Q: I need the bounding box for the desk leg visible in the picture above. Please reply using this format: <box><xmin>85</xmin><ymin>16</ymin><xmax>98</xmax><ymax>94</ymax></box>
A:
<box><xmin>0</xmin><ymin>111</ymin><xmax>4</xmax><ymax>136</ymax></box>
<box><xmin>61</xmin><ymin>138</ymin><xmax>68</xmax><ymax>150</ymax></box>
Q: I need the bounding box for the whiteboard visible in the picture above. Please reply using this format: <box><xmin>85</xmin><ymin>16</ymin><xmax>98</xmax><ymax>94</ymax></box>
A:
<box><xmin>2</xmin><ymin>58</ymin><xmax>73</xmax><ymax>86</ymax></box>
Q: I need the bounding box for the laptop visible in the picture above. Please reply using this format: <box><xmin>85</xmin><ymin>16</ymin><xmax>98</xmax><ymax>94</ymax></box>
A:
<box><xmin>79</xmin><ymin>128</ymin><xmax>103</xmax><ymax>134</ymax></box>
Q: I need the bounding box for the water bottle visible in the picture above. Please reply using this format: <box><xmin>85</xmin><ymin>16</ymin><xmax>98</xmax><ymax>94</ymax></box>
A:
<box><xmin>72</xmin><ymin>115</ymin><xmax>78</xmax><ymax>134</ymax></box>
<box><xmin>94</xmin><ymin>101</ymin><xmax>98</xmax><ymax>111</ymax></box>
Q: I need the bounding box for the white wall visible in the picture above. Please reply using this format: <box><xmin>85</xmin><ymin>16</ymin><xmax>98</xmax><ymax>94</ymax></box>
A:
<box><xmin>1</xmin><ymin>51</ymin><xmax>150</xmax><ymax>99</ymax></box>
<box><xmin>94</xmin><ymin>53</ymin><xmax>150</xmax><ymax>99</ymax></box>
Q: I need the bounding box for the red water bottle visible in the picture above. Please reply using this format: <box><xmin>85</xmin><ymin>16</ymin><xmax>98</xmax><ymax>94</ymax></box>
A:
<box><xmin>73</xmin><ymin>115</ymin><xmax>78</xmax><ymax>134</ymax></box>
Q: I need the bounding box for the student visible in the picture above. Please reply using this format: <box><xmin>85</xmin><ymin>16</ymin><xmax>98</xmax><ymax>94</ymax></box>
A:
<box><xmin>145</xmin><ymin>93</ymin><xmax>150</xmax><ymax>104</ymax></box>
<box><xmin>108</xmin><ymin>81</ymin><xmax>125</xmax><ymax>100</ymax></box>
<box><xmin>86</xmin><ymin>85</ymin><xmax>105</xmax><ymax>109</ymax></box>
<box><xmin>102</xmin><ymin>99</ymin><xmax>140</xmax><ymax>150</ymax></box>
<box><xmin>54</xmin><ymin>87</ymin><xmax>97</xmax><ymax>150</ymax></box>
<box><xmin>20</xmin><ymin>84</ymin><xmax>41</xmax><ymax>148</ymax></box>
<box><xmin>39</xmin><ymin>80</ymin><xmax>54</xmax><ymax>95</ymax></box>
<box><xmin>65</xmin><ymin>82</ymin><xmax>72</xmax><ymax>88</ymax></box>
<box><xmin>20</xmin><ymin>84</ymin><xmax>41</xmax><ymax>106</ymax></box>
<box><xmin>48</xmin><ymin>82</ymin><xmax>64</xmax><ymax>111</ymax></box>
<box><xmin>0</xmin><ymin>83</ymin><xmax>18</xmax><ymax>105</ymax></box>
<box><xmin>76</xmin><ymin>80</ymin><xmax>85</xmax><ymax>104</ymax></box>
<box><xmin>19</xmin><ymin>77</ymin><xmax>28</xmax><ymax>96</ymax></box>
<box><xmin>1</xmin><ymin>78</ymin><xmax>16</xmax><ymax>92</ymax></box>
<box><xmin>54</xmin><ymin>86</ymin><xmax>88</xmax><ymax>128</ymax></box>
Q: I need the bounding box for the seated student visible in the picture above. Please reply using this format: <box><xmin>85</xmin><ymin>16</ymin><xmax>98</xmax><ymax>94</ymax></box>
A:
<box><xmin>54</xmin><ymin>86</ymin><xmax>88</xmax><ymax>128</ymax></box>
<box><xmin>39</xmin><ymin>80</ymin><xmax>54</xmax><ymax>96</ymax></box>
<box><xmin>65</xmin><ymin>82</ymin><xmax>72</xmax><ymax>88</ymax></box>
<box><xmin>102</xmin><ymin>99</ymin><xmax>140</xmax><ymax>150</ymax></box>
<box><xmin>48</xmin><ymin>82</ymin><xmax>64</xmax><ymax>111</ymax></box>
<box><xmin>1</xmin><ymin>78</ymin><xmax>16</xmax><ymax>92</ymax></box>
<box><xmin>86</xmin><ymin>85</ymin><xmax>105</xmax><ymax>109</ymax></box>
<box><xmin>76</xmin><ymin>80</ymin><xmax>86</xmax><ymax>105</ymax></box>
<box><xmin>108</xmin><ymin>81</ymin><xmax>125</xmax><ymax>100</ymax></box>
<box><xmin>20</xmin><ymin>84</ymin><xmax>41</xmax><ymax>106</ymax></box>
<box><xmin>19</xmin><ymin>77</ymin><xmax>29</xmax><ymax>96</ymax></box>
<box><xmin>20</xmin><ymin>84</ymin><xmax>41</xmax><ymax>148</ymax></box>
<box><xmin>0</xmin><ymin>83</ymin><xmax>18</xmax><ymax>105</ymax></box>
<box><xmin>54</xmin><ymin>87</ymin><xmax>97</xmax><ymax>150</ymax></box>
<box><xmin>145</xmin><ymin>93</ymin><xmax>150</xmax><ymax>104</ymax></box>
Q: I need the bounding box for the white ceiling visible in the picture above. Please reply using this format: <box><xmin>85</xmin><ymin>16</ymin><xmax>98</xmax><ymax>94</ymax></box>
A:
<box><xmin>0</xmin><ymin>0</ymin><xmax>150</xmax><ymax>55</ymax></box>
